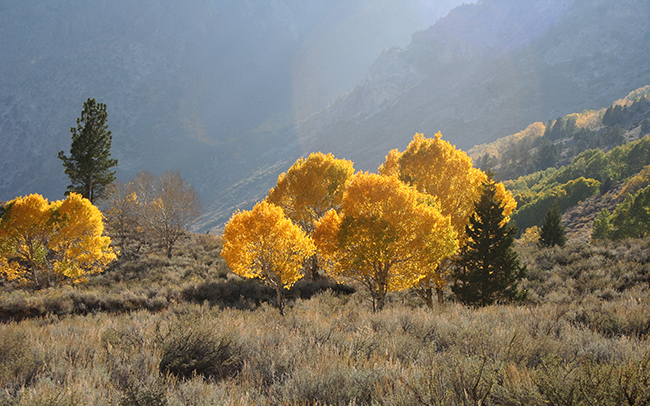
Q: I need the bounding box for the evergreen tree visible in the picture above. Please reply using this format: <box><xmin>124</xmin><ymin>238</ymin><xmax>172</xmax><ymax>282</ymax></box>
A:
<box><xmin>452</xmin><ymin>177</ymin><xmax>527</xmax><ymax>307</ymax></box>
<box><xmin>536</xmin><ymin>139</ymin><xmax>558</xmax><ymax>170</ymax></box>
<box><xmin>58</xmin><ymin>98</ymin><xmax>117</xmax><ymax>203</ymax></box>
<box><xmin>539</xmin><ymin>202</ymin><xmax>566</xmax><ymax>247</ymax></box>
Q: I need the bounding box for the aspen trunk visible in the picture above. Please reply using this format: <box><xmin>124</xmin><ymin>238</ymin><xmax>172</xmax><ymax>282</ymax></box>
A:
<box><xmin>276</xmin><ymin>284</ymin><xmax>285</xmax><ymax>316</ymax></box>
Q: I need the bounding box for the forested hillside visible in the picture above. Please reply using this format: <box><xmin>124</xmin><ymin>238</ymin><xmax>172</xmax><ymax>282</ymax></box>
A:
<box><xmin>466</xmin><ymin>85</ymin><xmax>650</xmax><ymax>241</ymax></box>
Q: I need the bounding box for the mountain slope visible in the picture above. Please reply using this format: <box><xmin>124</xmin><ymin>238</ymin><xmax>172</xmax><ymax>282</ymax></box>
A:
<box><xmin>0</xmin><ymin>0</ymin><xmax>462</xmax><ymax>211</ymax></box>
<box><xmin>296</xmin><ymin>0</ymin><xmax>650</xmax><ymax>173</ymax></box>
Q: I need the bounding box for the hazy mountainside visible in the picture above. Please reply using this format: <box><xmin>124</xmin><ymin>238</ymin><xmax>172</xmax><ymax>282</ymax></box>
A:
<box><xmin>0</xmin><ymin>0</ymin><xmax>462</xmax><ymax>217</ymax></box>
<box><xmin>199</xmin><ymin>0</ymin><xmax>650</xmax><ymax>232</ymax></box>
<box><xmin>3</xmin><ymin>0</ymin><xmax>650</xmax><ymax>234</ymax></box>
<box><xmin>297</xmin><ymin>0</ymin><xmax>650</xmax><ymax>173</ymax></box>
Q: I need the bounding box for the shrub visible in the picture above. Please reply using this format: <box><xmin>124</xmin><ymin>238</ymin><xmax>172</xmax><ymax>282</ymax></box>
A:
<box><xmin>119</xmin><ymin>381</ymin><xmax>167</xmax><ymax>406</ymax></box>
<box><xmin>0</xmin><ymin>329</ymin><xmax>46</xmax><ymax>394</ymax></box>
<box><xmin>158</xmin><ymin>324</ymin><xmax>244</xmax><ymax>381</ymax></box>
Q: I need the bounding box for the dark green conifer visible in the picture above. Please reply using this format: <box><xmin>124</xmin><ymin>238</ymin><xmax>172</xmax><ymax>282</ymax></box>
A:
<box><xmin>539</xmin><ymin>202</ymin><xmax>566</xmax><ymax>247</ymax></box>
<box><xmin>452</xmin><ymin>176</ymin><xmax>527</xmax><ymax>306</ymax></box>
<box><xmin>58</xmin><ymin>98</ymin><xmax>117</xmax><ymax>203</ymax></box>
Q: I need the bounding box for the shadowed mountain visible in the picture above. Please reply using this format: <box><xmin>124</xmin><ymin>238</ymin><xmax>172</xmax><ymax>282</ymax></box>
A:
<box><xmin>295</xmin><ymin>0</ymin><xmax>650</xmax><ymax>173</ymax></box>
<box><xmin>0</xmin><ymin>0</ymin><xmax>462</xmax><ymax>215</ymax></box>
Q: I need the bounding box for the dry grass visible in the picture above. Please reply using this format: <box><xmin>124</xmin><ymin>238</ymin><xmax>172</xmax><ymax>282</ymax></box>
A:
<box><xmin>0</xmin><ymin>236</ymin><xmax>649</xmax><ymax>405</ymax></box>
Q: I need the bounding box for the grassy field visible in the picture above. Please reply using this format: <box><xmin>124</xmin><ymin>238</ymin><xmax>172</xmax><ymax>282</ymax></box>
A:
<box><xmin>0</xmin><ymin>235</ymin><xmax>649</xmax><ymax>405</ymax></box>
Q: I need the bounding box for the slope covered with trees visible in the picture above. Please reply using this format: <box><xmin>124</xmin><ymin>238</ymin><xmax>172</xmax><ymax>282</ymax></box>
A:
<box><xmin>467</xmin><ymin>86</ymin><xmax>650</xmax><ymax>238</ymax></box>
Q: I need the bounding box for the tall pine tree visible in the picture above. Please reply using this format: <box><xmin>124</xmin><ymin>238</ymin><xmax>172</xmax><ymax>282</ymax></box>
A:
<box><xmin>539</xmin><ymin>202</ymin><xmax>566</xmax><ymax>247</ymax></box>
<box><xmin>58</xmin><ymin>98</ymin><xmax>117</xmax><ymax>203</ymax></box>
<box><xmin>452</xmin><ymin>177</ymin><xmax>526</xmax><ymax>306</ymax></box>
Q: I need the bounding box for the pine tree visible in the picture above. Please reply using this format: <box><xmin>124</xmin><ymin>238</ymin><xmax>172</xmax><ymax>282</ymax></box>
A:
<box><xmin>58</xmin><ymin>98</ymin><xmax>117</xmax><ymax>203</ymax></box>
<box><xmin>452</xmin><ymin>177</ymin><xmax>527</xmax><ymax>307</ymax></box>
<box><xmin>539</xmin><ymin>202</ymin><xmax>566</xmax><ymax>247</ymax></box>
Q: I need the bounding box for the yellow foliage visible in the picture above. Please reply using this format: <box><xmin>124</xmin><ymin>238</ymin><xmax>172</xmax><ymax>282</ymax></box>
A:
<box><xmin>0</xmin><ymin>193</ymin><xmax>115</xmax><ymax>286</ymax></box>
<box><xmin>517</xmin><ymin>226</ymin><xmax>541</xmax><ymax>247</ymax></box>
<box><xmin>379</xmin><ymin>133</ymin><xmax>516</xmax><ymax>302</ymax></box>
<box><xmin>267</xmin><ymin>152</ymin><xmax>355</xmax><ymax>233</ymax></box>
<box><xmin>50</xmin><ymin>193</ymin><xmax>116</xmax><ymax>279</ymax></box>
<box><xmin>468</xmin><ymin>122</ymin><xmax>545</xmax><ymax>162</ymax></box>
<box><xmin>313</xmin><ymin>173</ymin><xmax>457</xmax><ymax>310</ymax></box>
<box><xmin>379</xmin><ymin>132</ymin><xmax>516</xmax><ymax>245</ymax></box>
<box><xmin>619</xmin><ymin>165</ymin><xmax>650</xmax><ymax>198</ymax></box>
<box><xmin>221</xmin><ymin>201</ymin><xmax>315</xmax><ymax>290</ymax></box>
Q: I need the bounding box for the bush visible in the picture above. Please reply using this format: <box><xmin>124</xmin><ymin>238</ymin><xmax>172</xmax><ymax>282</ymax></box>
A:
<box><xmin>0</xmin><ymin>329</ymin><xmax>46</xmax><ymax>394</ymax></box>
<box><xmin>181</xmin><ymin>278</ymin><xmax>355</xmax><ymax>310</ymax></box>
<box><xmin>119</xmin><ymin>381</ymin><xmax>167</xmax><ymax>406</ymax></box>
<box><xmin>159</xmin><ymin>324</ymin><xmax>244</xmax><ymax>381</ymax></box>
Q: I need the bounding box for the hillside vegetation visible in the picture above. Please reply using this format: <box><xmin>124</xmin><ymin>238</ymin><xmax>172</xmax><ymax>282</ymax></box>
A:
<box><xmin>0</xmin><ymin>235</ymin><xmax>649</xmax><ymax>405</ymax></box>
<box><xmin>2</xmin><ymin>79</ymin><xmax>650</xmax><ymax>406</ymax></box>
<box><xmin>466</xmin><ymin>86</ymin><xmax>650</xmax><ymax>238</ymax></box>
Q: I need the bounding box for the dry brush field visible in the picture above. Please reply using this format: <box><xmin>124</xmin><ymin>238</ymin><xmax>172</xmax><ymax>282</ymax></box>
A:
<box><xmin>1</xmin><ymin>235</ymin><xmax>649</xmax><ymax>406</ymax></box>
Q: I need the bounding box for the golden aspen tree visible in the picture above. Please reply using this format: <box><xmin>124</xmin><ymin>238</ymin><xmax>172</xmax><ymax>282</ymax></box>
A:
<box><xmin>48</xmin><ymin>193</ymin><xmax>116</xmax><ymax>281</ymax></box>
<box><xmin>221</xmin><ymin>201</ymin><xmax>315</xmax><ymax>315</ymax></box>
<box><xmin>267</xmin><ymin>152</ymin><xmax>355</xmax><ymax>279</ymax></box>
<box><xmin>313</xmin><ymin>173</ymin><xmax>457</xmax><ymax>312</ymax></box>
<box><xmin>0</xmin><ymin>193</ymin><xmax>115</xmax><ymax>287</ymax></box>
<box><xmin>379</xmin><ymin>132</ymin><xmax>516</xmax><ymax>306</ymax></box>
<box><xmin>0</xmin><ymin>194</ymin><xmax>52</xmax><ymax>285</ymax></box>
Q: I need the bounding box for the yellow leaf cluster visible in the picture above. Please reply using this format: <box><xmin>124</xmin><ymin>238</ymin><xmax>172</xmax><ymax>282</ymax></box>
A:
<box><xmin>314</xmin><ymin>173</ymin><xmax>457</xmax><ymax>296</ymax></box>
<box><xmin>221</xmin><ymin>201</ymin><xmax>315</xmax><ymax>289</ymax></box>
<box><xmin>267</xmin><ymin>152</ymin><xmax>355</xmax><ymax>233</ymax></box>
<box><xmin>0</xmin><ymin>193</ymin><xmax>115</xmax><ymax>285</ymax></box>
<box><xmin>380</xmin><ymin>132</ymin><xmax>516</xmax><ymax>244</ymax></box>
<box><xmin>50</xmin><ymin>193</ymin><xmax>116</xmax><ymax>279</ymax></box>
<box><xmin>517</xmin><ymin>226</ymin><xmax>541</xmax><ymax>247</ymax></box>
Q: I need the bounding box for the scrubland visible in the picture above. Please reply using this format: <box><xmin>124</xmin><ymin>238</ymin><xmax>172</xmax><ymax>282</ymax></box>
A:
<box><xmin>0</xmin><ymin>235</ymin><xmax>649</xmax><ymax>406</ymax></box>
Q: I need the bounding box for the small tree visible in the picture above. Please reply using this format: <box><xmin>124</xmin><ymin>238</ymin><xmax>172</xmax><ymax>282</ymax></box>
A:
<box><xmin>0</xmin><ymin>193</ymin><xmax>115</xmax><ymax>287</ymax></box>
<box><xmin>313</xmin><ymin>173</ymin><xmax>457</xmax><ymax>312</ymax></box>
<box><xmin>103</xmin><ymin>181</ymin><xmax>141</xmax><ymax>256</ymax></box>
<box><xmin>591</xmin><ymin>208</ymin><xmax>612</xmax><ymax>241</ymax></box>
<box><xmin>221</xmin><ymin>201</ymin><xmax>315</xmax><ymax>315</ymax></box>
<box><xmin>58</xmin><ymin>98</ymin><xmax>118</xmax><ymax>203</ymax></box>
<box><xmin>452</xmin><ymin>178</ymin><xmax>527</xmax><ymax>306</ymax></box>
<box><xmin>539</xmin><ymin>202</ymin><xmax>567</xmax><ymax>247</ymax></box>
<box><xmin>142</xmin><ymin>171</ymin><xmax>202</xmax><ymax>258</ymax></box>
<box><xmin>103</xmin><ymin>171</ymin><xmax>202</xmax><ymax>258</ymax></box>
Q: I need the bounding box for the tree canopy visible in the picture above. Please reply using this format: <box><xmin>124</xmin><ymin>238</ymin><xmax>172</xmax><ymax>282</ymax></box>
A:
<box><xmin>266</xmin><ymin>152</ymin><xmax>355</xmax><ymax>279</ymax></box>
<box><xmin>267</xmin><ymin>152</ymin><xmax>355</xmax><ymax>234</ymax></box>
<box><xmin>58</xmin><ymin>98</ymin><xmax>118</xmax><ymax>203</ymax></box>
<box><xmin>0</xmin><ymin>193</ymin><xmax>115</xmax><ymax>287</ymax></box>
<box><xmin>379</xmin><ymin>132</ymin><xmax>516</xmax><ymax>305</ymax></box>
<box><xmin>314</xmin><ymin>173</ymin><xmax>457</xmax><ymax>311</ymax></box>
<box><xmin>221</xmin><ymin>201</ymin><xmax>315</xmax><ymax>315</ymax></box>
